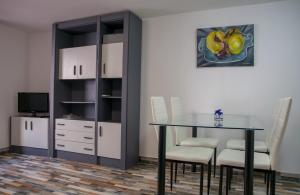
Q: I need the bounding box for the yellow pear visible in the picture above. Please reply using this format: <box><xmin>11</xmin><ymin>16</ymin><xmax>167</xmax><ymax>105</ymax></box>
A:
<box><xmin>206</xmin><ymin>31</ymin><xmax>225</xmax><ymax>54</ymax></box>
<box><xmin>227</xmin><ymin>33</ymin><xmax>245</xmax><ymax>55</ymax></box>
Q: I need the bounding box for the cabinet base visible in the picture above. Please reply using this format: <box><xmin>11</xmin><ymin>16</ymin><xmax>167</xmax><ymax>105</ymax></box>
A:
<box><xmin>98</xmin><ymin>157</ymin><xmax>125</xmax><ymax>169</ymax></box>
<box><xmin>10</xmin><ymin>146</ymin><xmax>48</xmax><ymax>157</ymax></box>
<box><xmin>56</xmin><ymin>150</ymin><xmax>97</xmax><ymax>164</ymax></box>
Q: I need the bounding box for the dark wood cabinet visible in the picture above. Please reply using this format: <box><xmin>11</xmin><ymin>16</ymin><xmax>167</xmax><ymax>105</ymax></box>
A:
<box><xmin>50</xmin><ymin>11</ymin><xmax>142</xmax><ymax>169</ymax></box>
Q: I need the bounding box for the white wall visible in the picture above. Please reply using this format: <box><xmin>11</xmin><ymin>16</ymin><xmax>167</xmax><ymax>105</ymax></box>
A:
<box><xmin>140</xmin><ymin>0</ymin><xmax>300</xmax><ymax>174</ymax></box>
<box><xmin>27</xmin><ymin>32</ymin><xmax>52</xmax><ymax>92</ymax></box>
<box><xmin>0</xmin><ymin>23</ymin><xmax>28</xmax><ymax>149</ymax></box>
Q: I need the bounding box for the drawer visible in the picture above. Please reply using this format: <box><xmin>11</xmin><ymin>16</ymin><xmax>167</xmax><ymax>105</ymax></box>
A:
<box><xmin>55</xmin><ymin>140</ymin><xmax>95</xmax><ymax>155</ymax></box>
<box><xmin>55</xmin><ymin>119</ymin><xmax>95</xmax><ymax>132</ymax></box>
<box><xmin>56</xmin><ymin>130</ymin><xmax>94</xmax><ymax>144</ymax></box>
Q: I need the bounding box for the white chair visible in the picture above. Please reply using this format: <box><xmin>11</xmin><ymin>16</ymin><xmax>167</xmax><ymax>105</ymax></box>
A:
<box><xmin>151</xmin><ymin>96</ymin><xmax>214</xmax><ymax>195</ymax></box>
<box><xmin>226</xmin><ymin>99</ymin><xmax>283</xmax><ymax>153</ymax></box>
<box><xmin>170</xmin><ymin>97</ymin><xmax>219</xmax><ymax>177</ymax></box>
<box><xmin>217</xmin><ymin>97</ymin><xmax>292</xmax><ymax>195</ymax></box>
<box><xmin>226</xmin><ymin>98</ymin><xmax>283</xmax><ymax>184</ymax></box>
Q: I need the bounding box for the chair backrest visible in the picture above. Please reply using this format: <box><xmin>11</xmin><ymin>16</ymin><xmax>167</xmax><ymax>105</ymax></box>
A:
<box><xmin>150</xmin><ymin>96</ymin><xmax>175</xmax><ymax>151</ymax></box>
<box><xmin>265</xmin><ymin>99</ymin><xmax>284</xmax><ymax>148</ymax></box>
<box><xmin>170</xmin><ymin>97</ymin><xmax>188</xmax><ymax>145</ymax></box>
<box><xmin>269</xmin><ymin>97</ymin><xmax>292</xmax><ymax>170</ymax></box>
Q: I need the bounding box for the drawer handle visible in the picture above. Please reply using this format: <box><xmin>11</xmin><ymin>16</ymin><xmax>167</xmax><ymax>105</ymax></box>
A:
<box><xmin>57</xmin><ymin>144</ymin><xmax>65</xmax><ymax>147</ymax></box>
<box><xmin>83</xmin><ymin>148</ymin><xmax>93</xmax><ymax>151</ymax></box>
<box><xmin>79</xmin><ymin>65</ymin><xmax>82</xmax><ymax>75</ymax></box>
<box><xmin>99</xmin><ymin>126</ymin><xmax>102</xmax><ymax>137</ymax></box>
<box><xmin>103</xmin><ymin>63</ymin><xmax>106</xmax><ymax>75</ymax></box>
<box><xmin>57</xmin><ymin>123</ymin><xmax>65</xmax><ymax>126</ymax></box>
<box><xmin>83</xmin><ymin>125</ymin><xmax>93</xmax><ymax>128</ymax></box>
<box><xmin>84</xmin><ymin>137</ymin><xmax>93</xmax><ymax>140</ymax></box>
<box><xmin>57</xmin><ymin>134</ymin><xmax>65</xmax><ymax>137</ymax></box>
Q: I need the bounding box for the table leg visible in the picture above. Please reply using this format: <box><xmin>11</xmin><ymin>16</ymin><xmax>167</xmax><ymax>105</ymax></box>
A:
<box><xmin>244</xmin><ymin>130</ymin><xmax>254</xmax><ymax>195</ymax></box>
<box><xmin>158</xmin><ymin>125</ymin><xmax>166</xmax><ymax>195</ymax></box>
<box><xmin>192</xmin><ymin>126</ymin><xmax>197</xmax><ymax>172</ymax></box>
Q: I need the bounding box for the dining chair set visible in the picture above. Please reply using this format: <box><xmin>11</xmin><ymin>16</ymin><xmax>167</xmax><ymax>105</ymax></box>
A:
<box><xmin>150</xmin><ymin>96</ymin><xmax>292</xmax><ymax>195</ymax></box>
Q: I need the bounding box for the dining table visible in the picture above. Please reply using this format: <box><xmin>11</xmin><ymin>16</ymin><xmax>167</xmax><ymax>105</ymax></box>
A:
<box><xmin>149</xmin><ymin>113</ymin><xmax>264</xmax><ymax>195</ymax></box>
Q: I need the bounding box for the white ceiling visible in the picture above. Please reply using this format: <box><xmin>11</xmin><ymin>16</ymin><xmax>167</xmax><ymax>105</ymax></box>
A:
<box><xmin>0</xmin><ymin>0</ymin><xmax>283</xmax><ymax>32</ymax></box>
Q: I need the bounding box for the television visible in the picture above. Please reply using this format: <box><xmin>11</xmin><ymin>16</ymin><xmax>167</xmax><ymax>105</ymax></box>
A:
<box><xmin>18</xmin><ymin>93</ymin><xmax>49</xmax><ymax>115</ymax></box>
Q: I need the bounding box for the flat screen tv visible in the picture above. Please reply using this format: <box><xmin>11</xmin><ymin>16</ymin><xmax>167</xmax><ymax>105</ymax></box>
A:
<box><xmin>18</xmin><ymin>93</ymin><xmax>49</xmax><ymax>115</ymax></box>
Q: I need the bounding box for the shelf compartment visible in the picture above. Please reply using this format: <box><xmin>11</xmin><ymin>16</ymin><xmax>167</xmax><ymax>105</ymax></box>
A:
<box><xmin>101</xmin><ymin>19</ymin><xmax>124</xmax><ymax>35</ymax></box>
<box><xmin>60</xmin><ymin>103</ymin><xmax>95</xmax><ymax>120</ymax></box>
<box><xmin>103</xmin><ymin>33</ymin><xmax>123</xmax><ymax>44</ymax></box>
<box><xmin>61</xmin><ymin>80</ymin><xmax>96</xmax><ymax>103</ymax></box>
<box><xmin>58</xmin><ymin>17</ymin><xmax>97</xmax><ymax>48</ymax></box>
<box><xmin>101</xmin><ymin>99</ymin><xmax>121</xmax><ymax>123</ymax></box>
<box><xmin>102</xmin><ymin>79</ymin><xmax>122</xmax><ymax>97</ymax></box>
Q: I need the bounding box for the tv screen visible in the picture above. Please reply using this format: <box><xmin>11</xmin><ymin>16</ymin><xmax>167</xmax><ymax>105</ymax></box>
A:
<box><xmin>18</xmin><ymin>93</ymin><xmax>49</xmax><ymax>113</ymax></box>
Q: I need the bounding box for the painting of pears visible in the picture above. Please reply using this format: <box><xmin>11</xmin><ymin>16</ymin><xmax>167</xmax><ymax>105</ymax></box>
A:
<box><xmin>197</xmin><ymin>24</ymin><xmax>254</xmax><ymax>67</ymax></box>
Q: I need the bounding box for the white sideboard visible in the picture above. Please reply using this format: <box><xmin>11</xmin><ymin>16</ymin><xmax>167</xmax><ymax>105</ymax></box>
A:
<box><xmin>11</xmin><ymin>116</ymin><xmax>48</xmax><ymax>149</ymax></box>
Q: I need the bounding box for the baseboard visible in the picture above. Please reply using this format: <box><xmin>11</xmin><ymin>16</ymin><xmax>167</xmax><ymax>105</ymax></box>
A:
<box><xmin>56</xmin><ymin>150</ymin><xmax>97</xmax><ymax>164</ymax></box>
<box><xmin>10</xmin><ymin>146</ymin><xmax>48</xmax><ymax>157</ymax></box>
<box><xmin>280</xmin><ymin>172</ymin><xmax>300</xmax><ymax>179</ymax></box>
<box><xmin>0</xmin><ymin>147</ymin><xmax>9</xmax><ymax>153</ymax></box>
<box><xmin>139</xmin><ymin>156</ymin><xmax>157</xmax><ymax>165</ymax></box>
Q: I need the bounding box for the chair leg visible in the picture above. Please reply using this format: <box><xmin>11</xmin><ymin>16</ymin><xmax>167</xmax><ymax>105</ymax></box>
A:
<box><xmin>219</xmin><ymin>165</ymin><xmax>224</xmax><ymax>195</ymax></box>
<box><xmin>170</xmin><ymin>161</ymin><xmax>173</xmax><ymax>190</ymax></box>
<box><xmin>200</xmin><ymin>164</ymin><xmax>204</xmax><ymax>195</ymax></box>
<box><xmin>183</xmin><ymin>163</ymin><xmax>185</xmax><ymax>175</ymax></box>
<box><xmin>207</xmin><ymin>160</ymin><xmax>211</xmax><ymax>195</ymax></box>
<box><xmin>229</xmin><ymin>168</ymin><xmax>233</xmax><ymax>190</ymax></box>
<box><xmin>266</xmin><ymin>171</ymin><xmax>270</xmax><ymax>195</ymax></box>
<box><xmin>270</xmin><ymin>170</ymin><xmax>276</xmax><ymax>195</ymax></box>
<box><xmin>264</xmin><ymin>172</ymin><xmax>267</xmax><ymax>184</ymax></box>
<box><xmin>226</xmin><ymin>167</ymin><xmax>230</xmax><ymax>195</ymax></box>
<box><xmin>214</xmin><ymin>148</ymin><xmax>217</xmax><ymax>178</ymax></box>
<box><xmin>175</xmin><ymin>162</ymin><xmax>178</xmax><ymax>183</ymax></box>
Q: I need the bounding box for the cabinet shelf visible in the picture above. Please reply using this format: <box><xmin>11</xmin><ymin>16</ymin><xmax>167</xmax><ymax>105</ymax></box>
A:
<box><xmin>101</xmin><ymin>95</ymin><xmax>122</xmax><ymax>99</ymax></box>
<box><xmin>100</xmin><ymin>120</ymin><xmax>121</xmax><ymax>123</ymax></box>
<box><xmin>61</xmin><ymin>101</ymin><xmax>96</xmax><ymax>104</ymax></box>
<box><xmin>58</xmin><ymin>117</ymin><xmax>95</xmax><ymax>122</ymax></box>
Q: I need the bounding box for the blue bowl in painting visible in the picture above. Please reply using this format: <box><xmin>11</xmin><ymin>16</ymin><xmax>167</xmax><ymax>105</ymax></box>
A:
<box><xmin>198</xmin><ymin>33</ymin><xmax>254</xmax><ymax>64</ymax></box>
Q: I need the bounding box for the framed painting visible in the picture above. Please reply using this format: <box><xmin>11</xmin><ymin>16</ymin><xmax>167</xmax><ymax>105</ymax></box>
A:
<box><xmin>197</xmin><ymin>24</ymin><xmax>254</xmax><ymax>67</ymax></box>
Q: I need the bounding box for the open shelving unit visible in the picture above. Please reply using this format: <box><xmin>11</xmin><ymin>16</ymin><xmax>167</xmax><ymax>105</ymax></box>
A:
<box><xmin>50</xmin><ymin>11</ymin><xmax>142</xmax><ymax>169</ymax></box>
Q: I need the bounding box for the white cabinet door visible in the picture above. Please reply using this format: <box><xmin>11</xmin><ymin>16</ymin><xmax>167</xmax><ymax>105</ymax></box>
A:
<box><xmin>59</xmin><ymin>48</ymin><xmax>77</xmax><ymax>80</ymax></box>
<box><xmin>77</xmin><ymin>45</ymin><xmax>97</xmax><ymax>79</ymax></box>
<box><xmin>101</xmin><ymin>43</ymin><xmax>123</xmax><ymax>78</ymax></box>
<box><xmin>98</xmin><ymin>122</ymin><xmax>121</xmax><ymax>159</ymax></box>
<box><xmin>30</xmin><ymin>118</ymin><xmax>48</xmax><ymax>149</ymax></box>
<box><xmin>11</xmin><ymin>117</ymin><xmax>28</xmax><ymax>146</ymax></box>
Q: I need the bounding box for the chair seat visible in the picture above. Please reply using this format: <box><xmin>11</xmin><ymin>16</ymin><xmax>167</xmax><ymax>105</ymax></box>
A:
<box><xmin>217</xmin><ymin>149</ymin><xmax>271</xmax><ymax>170</ymax></box>
<box><xmin>180</xmin><ymin>137</ymin><xmax>219</xmax><ymax>148</ymax></box>
<box><xmin>226</xmin><ymin>139</ymin><xmax>268</xmax><ymax>153</ymax></box>
<box><xmin>166</xmin><ymin>146</ymin><xmax>214</xmax><ymax>164</ymax></box>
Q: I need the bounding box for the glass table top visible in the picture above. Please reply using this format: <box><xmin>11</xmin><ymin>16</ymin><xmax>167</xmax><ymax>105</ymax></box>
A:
<box><xmin>150</xmin><ymin>113</ymin><xmax>264</xmax><ymax>131</ymax></box>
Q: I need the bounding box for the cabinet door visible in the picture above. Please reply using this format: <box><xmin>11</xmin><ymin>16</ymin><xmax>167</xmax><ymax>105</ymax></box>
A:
<box><xmin>101</xmin><ymin>43</ymin><xmax>123</xmax><ymax>78</ymax></box>
<box><xmin>98</xmin><ymin>122</ymin><xmax>121</xmax><ymax>159</ymax></box>
<box><xmin>59</xmin><ymin>48</ymin><xmax>77</xmax><ymax>80</ymax></box>
<box><xmin>30</xmin><ymin>118</ymin><xmax>48</xmax><ymax>149</ymax></box>
<box><xmin>11</xmin><ymin>117</ymin><xmax>28</xmax><ymax>146</ymax></box>
<box><xmin>77</xmin><ymin>45</ymin><xmax>97</xmax><ymax>79</ymax></box>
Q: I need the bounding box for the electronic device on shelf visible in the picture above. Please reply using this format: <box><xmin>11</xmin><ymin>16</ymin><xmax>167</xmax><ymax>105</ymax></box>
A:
<box><xmin>18</xmin><ymin>92</ymin><xmax>49</xmax><ymax>117</ymax></box>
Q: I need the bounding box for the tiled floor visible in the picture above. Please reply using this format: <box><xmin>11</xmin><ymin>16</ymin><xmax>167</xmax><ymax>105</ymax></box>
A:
<box><xmin>0</xmin><ymin>153</ymin><xmax>299</xmax><ymax>195</ymax></box>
